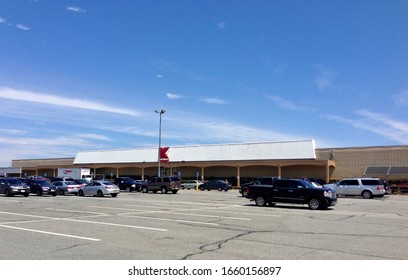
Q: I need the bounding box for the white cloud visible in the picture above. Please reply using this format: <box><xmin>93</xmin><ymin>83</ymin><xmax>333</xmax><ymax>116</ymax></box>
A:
<box><xmin>314</xmin><ymin>65</ymin><xmax>337</xmax><ymax>91</ymax></box>
<box><xmin>15</xmin><ymin>24</ymin><xmax>30</xmax><ymax>31</ymax></box>
<box><xmin>199</xmin><ymin>97</ymin><xmax>227</xmax><ymax>105</ymax></box>
<box><xmin>325</xmin><ymin>110</ymin><xmax>408</xmax><ymax>144</ymax></box>
<box><xmin>0</xmin><ymin>128</ymin><xmax>27</xmax><ymax>135</ymax></box>
<box><xmin>0</xmin><ymin>17</ymin><xmax>6</xmax><ymax>24</ymax></box>
<box><xmin>217</xmin><ymin>22</ymin><xmax>226</xmax><ymax>29</ymax></box>
<box><xmin>67</xmin><ymin>6</ymin><xmax>86</xmax><ymax>13</ymax></box>
<box><xmin>393</xmin><ymin>90</ymin><xmax>408</xmax><ymax>107</ymax></box>
<box><xmin>0</xmin><ymin>87</ymin><xmax>140</xmax><ymax>117</ymax></box>
<box><xmin>265</xmin><ymin>94</ymin><xmax>314</xmax><ymax>112</ymax></box>
<box><xmin>156</xmin><ymin>74</ymin><xmax>163</xmax><ymax>78</ymax></box>
<box><xmin>166</xmin><ymin>93</ymin><xmax>183</xmax><ymax>100</ymax></box>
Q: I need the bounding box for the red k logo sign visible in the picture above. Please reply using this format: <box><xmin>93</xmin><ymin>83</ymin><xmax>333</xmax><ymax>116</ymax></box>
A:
<box><xmin>160</xmin><ymin>147</ymin><xmax>169</xmax><ymax>162</ymax></box>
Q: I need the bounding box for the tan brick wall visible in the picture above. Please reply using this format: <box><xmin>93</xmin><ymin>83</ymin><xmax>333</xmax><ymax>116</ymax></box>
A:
<box><xmin>317</xmin><ymin>146</ymin><xmax>408</xmax><ymax>180</ymax></box>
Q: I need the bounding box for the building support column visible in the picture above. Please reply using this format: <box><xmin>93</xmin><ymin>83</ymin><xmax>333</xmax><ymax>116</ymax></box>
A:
<box><xmin>278</xmin><ymin>164</ymin><xmax>282</xmax><ymax>178</ymax></box>
<box><xmin>325</xmin><ymin>161</ymin><xmax>330</xmax><ymax>183</ymax></box>
<box><xmin>236</xmin><ymin>165</ymin><xmax>241</xmax><ymax>188</ymax></box>
<box><xmin>201</xmin><ymin>166</ymin><xmax>205</xmax><ymax>181</ymax></box>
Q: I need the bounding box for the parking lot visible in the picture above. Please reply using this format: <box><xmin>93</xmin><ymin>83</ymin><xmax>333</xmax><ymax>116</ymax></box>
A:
<box><xmin>0</xmin><ymin>190</ymin><xmax>408</xmax><ymax>260</ymax></box>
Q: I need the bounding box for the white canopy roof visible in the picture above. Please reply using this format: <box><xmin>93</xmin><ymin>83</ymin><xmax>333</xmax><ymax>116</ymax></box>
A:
<box><xmin>73</xmin><ymin>140</ymin><xmax>317</xmax><ymax>164</ymax></box>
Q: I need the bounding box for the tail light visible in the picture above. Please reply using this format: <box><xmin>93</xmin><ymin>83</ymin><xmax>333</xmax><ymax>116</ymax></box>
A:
<box><xmin>377</xmin><ymin>185</ymin><xmax>383</xmax><ymax>190</ymax></box>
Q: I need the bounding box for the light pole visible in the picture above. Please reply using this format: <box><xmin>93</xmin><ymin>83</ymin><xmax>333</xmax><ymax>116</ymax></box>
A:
<box><xmin>155</xmin><ymin>109</ymin><xmax>165</xmax><ymax>177</ymax></box>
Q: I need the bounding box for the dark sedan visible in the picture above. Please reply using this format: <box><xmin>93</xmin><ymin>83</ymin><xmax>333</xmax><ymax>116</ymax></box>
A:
<box><xmin>200</xmin><ymin>180</ymin><xmax>231</xmax><ymax>191</ymax></box>
<box><xmin>25</xmin><ymin>179</ymin><xmax>57</xmax><ymax>196</ymax></box>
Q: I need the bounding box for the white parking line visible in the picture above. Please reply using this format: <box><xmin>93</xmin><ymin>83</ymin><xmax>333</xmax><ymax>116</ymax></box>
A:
<box><xmin>0</xmin><ymin>224</ymin><xmax>101</xmax><ymax>241</ymax></box>
<box><xmin>119</xmin><ymin>214</ymin><xmax>219</xmax><ymax>226</ymax></box>
<box><xmin>0</xmin><ymin>210</ymin><xmax>168</xmax><ymax>233</ymax></box>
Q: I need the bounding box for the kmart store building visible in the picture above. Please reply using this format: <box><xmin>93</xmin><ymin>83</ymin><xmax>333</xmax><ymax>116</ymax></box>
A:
<box><xmin>10</xmin><ymin>140</ymin><xmax>408</xmax><ymax>186</ymax></box>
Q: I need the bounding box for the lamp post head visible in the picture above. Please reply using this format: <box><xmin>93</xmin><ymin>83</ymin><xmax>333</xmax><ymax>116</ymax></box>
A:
<box><xmin>155</xmin><ymin>109</ymin><xmax>166</xmax><ymax>114</ymax></box>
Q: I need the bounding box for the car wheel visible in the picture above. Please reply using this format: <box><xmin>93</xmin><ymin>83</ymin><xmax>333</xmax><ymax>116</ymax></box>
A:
<box><xmin>161</xmin><ymin>187</ymin><xmax>168</xmax><ymax>194</ymax></box>
<box><xmin>111</xmin><ymin>193</ymin><xmax>118</xmax><ymax>197</ymax></box>
<box><xmin>24</xmin><ymin>193</ymin><xmax>29</xmax><ymax>197</ymax></box>
<box><xmin>78</xmin><ymin>190</ymin><xmax>84</xmax><ymax>196</ymax></box>
<box><xmin>217</xmin><ymin>187</ymin><xmax>222</xmax><ymax>191</ymax></box>
<box><xmin>255</xmin><ymin>196</ymin><xmax>266</xmax><ymax>207</ymax></box>
<box><xmin>308</xmin><ymin>198</ymin><xmax>321</xmax><ymax>210</ymax></box>
<box><xmin>126</xmin><ymin>187</ymin><xmax>131</xmax><ymax>192</ymax></box>
<box><xmin>181</xmin><ymin>186</ymin><xmax>185</xmax><ymax>190</ymax></box>
<box><xmin>59</xmin><ymin>189</ymin><xmax>65</xmax><ymax>195</ymax></box>
<box><xmin>142</xmin><ymin>186</ymin><xmax>148</xmax><ymax>193</ymax></box>
<box><xmin>200</xmin><ymin>186</ymin><xmax>204</xmax><ymax>191</ymax></box>
<box><xmin>172</xmin><ymin>190</ymin><xmax>178</xmax><ymax>194</ymax></box>
<box><xmin>36</xmin><ymin>190</ymin><xmax>42</xmax><ymax>196</ymax></box>
<box><xmin>242</xmin><ymin>190</ymin><xmax>248</xmax><ymax>197</ymax></box>
<box><xmin>97</xmin><ymin>190</ymin><xmax>104</xmax><ymax>197</ymax></box>
<box><xmin>4</xmin><ymin>189</ymin><xmax>10</xmax><ymax>197</ymax></box>
<box><xmin>52</xmin><ymin>193</ymin><xmax>57</xmax><ymax>196</ymax></box>
<box><xmin>362</xmin><ymin>190</ymin><xmax>373</xmax><ymax>199</ymax></box>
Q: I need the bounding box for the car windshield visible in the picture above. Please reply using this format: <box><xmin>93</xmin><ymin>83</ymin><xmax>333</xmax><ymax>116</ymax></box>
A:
<box><xmin>37</xmin><ymin>180</ymin><xmax>52</xmax><ymax>186</ymax></box>
<box><xmin>123</xmin><ymin>178</ymin><xmax>134</xmax><ymax>183</ymax></box>
<box><xmin>65</xmin><ymin>181</ymin><xmax>77</xmax><ymax>185</ymax></box>
<box><xmin>6</xmin><ymin>179</ymin><xmax>22</xmax><ymax>185</ymax></box>
<box><xmin>101</xmin><ymin>181</ymin><xmax>114</xmax><ymax>185</ymax></box>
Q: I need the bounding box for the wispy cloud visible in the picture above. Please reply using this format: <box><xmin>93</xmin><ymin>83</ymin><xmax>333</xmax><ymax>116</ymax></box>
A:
<box><xmin>217</xmin><ymin>22</ymin><xmax>226</xmax><ymax>29</ymax></box>
<box><xmin>166</xmin><ymin>93</ymin><xmax>183</xmax><ymax>100</ymax></box>
<box><xmin>15</xmin><ymin>24</ymin><xmax>30</xmax><ymax>31</ymax></box>
<box><xmin>0</xmin><ymin>87</ymin><xmax>140</xmax><ymax>117</ymax></box>
<box><xmin>199</xmin><ymin>97</ymin><xmax>227</xmax><ymax>105</ymax></box>
<box><xmin>314</xmin><ymin>65</ymin><xmax>337</xmax><ymax>91</ymax></box>
<box><xmin>393</xmin><ymin>90</ymin><xmax>408</xmax><ymax>107</ymax></box>
<box><xmin>0</xmin><ymin>17</ymin><xmax>6</xmax><ymax>24</ymax></box>
<box><xmin>265</xmin><ymin>94</ymin><xmax>314</xmax><ymax>112</ymax></box>
<box><xmin>326</xmin><ymin>110</ymin><xmax>408</xmax><ymax>144</ymax></box>
<box><xmin>67</xmin><ymin>6</ymin><xmax>86</xmax><ymax>13</ymax></box>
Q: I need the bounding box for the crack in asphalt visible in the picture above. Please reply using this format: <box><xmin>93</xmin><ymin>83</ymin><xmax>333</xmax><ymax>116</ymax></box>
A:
<box><xmin>180</xmin><ymin>224</ymin><xmax>408</xmax><ymax>260</ymax></box>
<box><xmin>181</xmin><ymin>230</ymin><xmax>258</xmax><ymax>260</ymax></box>
<box><xmin>52</xmin><ymin>243</ymin><xmax>92</xmax><ymax>253</ymax></box>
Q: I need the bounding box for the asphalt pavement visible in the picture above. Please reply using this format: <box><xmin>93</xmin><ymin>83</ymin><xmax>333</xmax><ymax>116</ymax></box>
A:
<box><xmin>0</xmin><ymin>190</ymin><xmax>407</xmax><ymax>260</ymax></box>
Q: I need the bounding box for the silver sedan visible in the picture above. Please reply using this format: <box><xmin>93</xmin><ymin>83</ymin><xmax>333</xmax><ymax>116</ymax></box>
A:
<box><xmin>78</xmin><ymin>180</ymin><xmax>120</xmax><ymax>197</ymax></box>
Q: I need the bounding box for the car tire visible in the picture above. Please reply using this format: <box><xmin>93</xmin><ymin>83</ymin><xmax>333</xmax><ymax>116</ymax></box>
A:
<box><xmin>161</xmin><ymin>187</ymin><xmax>168</xmax><ymax>194</ymax></box>
<box><xmin>97</xmin><ymin>190</ymin><xmax>104</xmax><ymax>197</ymax></box>
<box><xmin>125</xmin><ymin>187</ymin><xmax>131</xmax><ymax>192</ymax></box>
<box><xmin>78</xmin><ymin>190</ymin><xmax>84</xmax><ymax>196</ymax></box>
<box><xmin>255</xmin><ymin>196</ymin><xmax>266</xmax><ymax>207</ymax></box>
<box><xmin>362</xmin><ymin>190</ymin><xmax>373</xmax><ymax>199</ymax></box>
<box><xmin>200</xmin><ymin>186</ymin><xmax>204</xmax><ymax>191</ymax></box>
<box><xmin>59</xmin><ymin>189</ymin><xmax>65</xmax><ymax>195</ymax></box>
<box><xmin>172</xmin><ymin>190</ymin><xmax>178</xmax><ymax>194</ymax></box>
<box><xmin>24</xmin><ymin>193</ymin><xmax>29</xmax><ymax>197</ymax></box>
<box><xmin>217</xmin><ymin>187</ymin><xmax>222</xmax><ymax>191</ymax></box>
<box><xmin>52</xmin><ymin>193</ymin><xmax>57</xmax><ymax>196</ymax></box>
<box><xmin>142</xmin><ymin>186</ymin><xmax>148</xmax><ymax>193</ymax></box>
<box><xmin>308</xmin><ymin>198</ymin><xmax>321</xmax><ymax>210</ymax></box>
<box><xmin>36</xmin><ymin>190</ymin><xmax>42</xmax><ymax>196</ymax></box>
<box><xmin>111</xmin><ymin>193</ymin><xmax>118</xmax><ymax>197</ymax></box>
<box><xmin>241</xmin><ymin>190</ymin><xmax>248</xmax><ymax>197</ymax></box>
<box><xmin>4</xmin><ymin>189</ymin><xmax>10</xmax><ymax>197</ymax></box>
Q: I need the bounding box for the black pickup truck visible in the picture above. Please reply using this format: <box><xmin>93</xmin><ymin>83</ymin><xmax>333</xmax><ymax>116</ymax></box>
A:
<box><xmin>245</xmin><ymin>179</ymin><xmax>337</xmax><ymax>210</ymax></box>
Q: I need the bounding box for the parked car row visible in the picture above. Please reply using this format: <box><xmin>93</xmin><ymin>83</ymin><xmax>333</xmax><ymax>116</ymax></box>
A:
<box><xmin>240</xmin><ymin>177</ymin><xmax>388</xmax><ymax>210</ymax></box>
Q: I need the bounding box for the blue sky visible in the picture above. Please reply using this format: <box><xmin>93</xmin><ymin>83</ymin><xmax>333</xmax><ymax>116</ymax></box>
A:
<box><xmin>0</xmin><ymin>0</ymin><xmax>407</xmax><ymax>166</ymax></box>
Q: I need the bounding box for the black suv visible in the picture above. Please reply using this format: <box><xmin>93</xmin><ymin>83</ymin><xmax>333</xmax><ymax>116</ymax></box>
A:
<box><xmin>114</xmin><ymin>177</ymin><xmax>139</xmax><ymax>192</ymax></box>
<box><xmin>246</xmin><ymin>179</ymin><xmax>337</xmax><ymax>210</ymax></box>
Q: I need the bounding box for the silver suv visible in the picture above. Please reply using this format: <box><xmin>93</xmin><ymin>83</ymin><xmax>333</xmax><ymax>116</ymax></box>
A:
<box><xmin>325</xmin><ymin>178</ymin><xmax>385</xmax><ymax>199</ymax></box>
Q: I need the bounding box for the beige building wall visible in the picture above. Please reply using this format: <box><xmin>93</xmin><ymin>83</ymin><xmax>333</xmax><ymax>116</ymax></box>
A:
<box><xmin>316</xmin><ymin>146</ymin><xmax>408</xmax><ymax>180</ymax></box>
